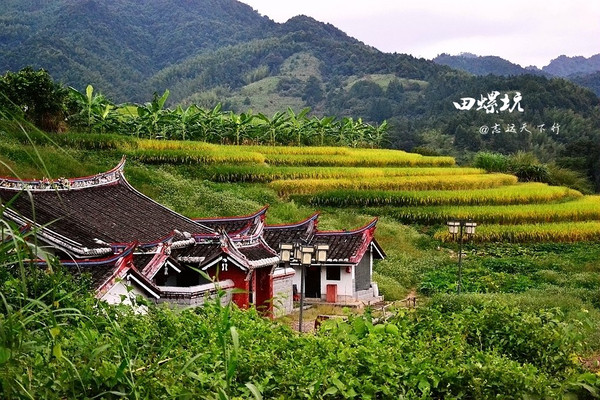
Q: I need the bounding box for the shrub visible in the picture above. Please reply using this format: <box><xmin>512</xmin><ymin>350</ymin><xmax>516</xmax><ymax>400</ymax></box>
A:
<box><xmin>473</xmin><ymin>152</ymin><xmax>510</xmax><ymax>172</ymax></box>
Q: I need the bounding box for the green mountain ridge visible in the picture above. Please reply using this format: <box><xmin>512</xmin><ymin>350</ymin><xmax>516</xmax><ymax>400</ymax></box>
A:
<box><xmin>433</xmin><ymin>53</ymin><xmax>600</xmax><ymax>96</ymax></box>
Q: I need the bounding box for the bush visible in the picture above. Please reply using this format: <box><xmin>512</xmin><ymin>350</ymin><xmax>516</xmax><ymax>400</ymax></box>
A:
<box><xmin>473</xmin><ymin>152</ymin><xmax>510</xmax><ymax>172</ymax></box>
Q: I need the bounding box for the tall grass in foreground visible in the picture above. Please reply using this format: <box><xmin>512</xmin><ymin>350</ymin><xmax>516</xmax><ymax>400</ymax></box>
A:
<box><xmin>298</xmin><ymin>183</ymin><xmax>581</xmax><ymax>207</ymax></box>
<box><xmin>271</xmin><ymin>174</ymin><xmax>518</xmax><ymax>196</ymax></box>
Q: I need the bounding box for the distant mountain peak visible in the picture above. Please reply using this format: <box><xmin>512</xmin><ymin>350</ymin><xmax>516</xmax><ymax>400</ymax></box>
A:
<box><xmin>542</xmin><ymin>54</ymin><xmax>600</xmax><ymax>77</ymax></box>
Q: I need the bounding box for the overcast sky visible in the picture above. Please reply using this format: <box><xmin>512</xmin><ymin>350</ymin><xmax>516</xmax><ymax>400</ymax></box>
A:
<box><xmin>238</xmin><ymin>0</ymin><xmax>599</xmax><ymax>68</ymax></box>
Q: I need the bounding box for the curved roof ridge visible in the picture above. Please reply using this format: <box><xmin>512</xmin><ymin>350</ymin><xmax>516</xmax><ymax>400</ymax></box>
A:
<box><xmin>0</xmin><ymin>156</ymin><xmax>126</xmax><ymax>191</ymax></box>
<box><xmin>315</xmin><ymin>218</ymin><xmax>378</xmax><ymax>236</ymax></box>
<box><xmin>193</xmin><ymin>205</ymin><xmax>269</xmax><ymax>223</ymax></box>
<box><xmin>264</xmin><ymin>212</ymin><xmax>320</xmax><ymax>229</ymax></box>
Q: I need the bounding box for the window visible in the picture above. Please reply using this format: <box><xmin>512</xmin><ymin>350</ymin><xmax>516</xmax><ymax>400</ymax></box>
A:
<box><xmin>326</xmin><ymin>266</ymin><xmax>340</xmax><ymax>281</ymax></box>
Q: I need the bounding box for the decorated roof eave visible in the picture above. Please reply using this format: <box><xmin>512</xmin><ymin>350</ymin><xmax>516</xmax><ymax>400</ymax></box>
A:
<box><xmin>140</xmin><ymin>242</ymin><xmax>172</xmax><ymax>278</ymax></box>
<box><xmin>0</xmin><ymin>156</ymin><xmax>127</xmax><ymax>192</ymax></box>
<box><xmin>111</xmin><ymin>230</ymin><xmax>196</xmax><ymax>252</ymax></box>
<box><xmin>3</xmin><ymin>208</ymin><xmax>113</xmax><ymax>258</ymax></box>
<box><xmin>94</xmin><ymin>243</ymin><xmax>161</xmax><ymax>299</ymax></box>
<box><xmin>33</xmin><ymin>241</ymin><xmax>137</xmax><ymax>268</ymax></box>
<box><xmin>158</xmin><ymin>279</ymin><xmax>236</xmax><ymax>298</ymax></box>
<box><xmin>236</xmin><ymin>237</ymin><xmax>280</xmax><ymax>269</ymax></box>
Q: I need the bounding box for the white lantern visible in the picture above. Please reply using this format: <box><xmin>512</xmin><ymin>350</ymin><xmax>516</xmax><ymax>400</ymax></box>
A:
<box><xmin>464</xmin><ymin>222</ymin><xmax>477</xmax><ymax>235</ymax></box>
<box><xmin>300</xmin><ymin>246</ymin><xmax>314</xmax><ymax>266</ymax></box>
<box><xmin>316</xmin><ymin>243</ymin><xmax>329</xmax><ymax>263</ymax></box>
<box><xmin>280</xmin><ymin>243</ymin><xmax>294</xmax><ymax>262</ymax></box>
<box><xmin>447</xmin><ymin>221</ymin><xmax>460</xmax><ymax>235</ymax></box>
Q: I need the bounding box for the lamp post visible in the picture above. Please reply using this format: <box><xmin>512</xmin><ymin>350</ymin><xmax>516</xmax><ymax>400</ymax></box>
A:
<box><xmin>280</xmin><ymin>242</ymin><xmax>328</xmax><ymax>332</ymax></box>
<box><xmin>447</xmin><ymin>220</ymin><xmax>476</xmax><ymax>294</ymax></box>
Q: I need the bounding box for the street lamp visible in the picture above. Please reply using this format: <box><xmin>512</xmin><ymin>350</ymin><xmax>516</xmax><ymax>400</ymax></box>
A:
<box><xmin>447</xmin><ymin>220</ymin><xmax>477</xmax><ymax>294</ymax></box>
<box><xmin>280</xmin><ymin>242</ymin><xmax>328</xmax><ymax>332</ymax></box>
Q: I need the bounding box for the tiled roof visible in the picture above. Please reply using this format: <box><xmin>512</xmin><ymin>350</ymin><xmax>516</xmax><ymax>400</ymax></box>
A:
<box><xmin>263</xmin><ymin>213</ymin><xmax>319</xmax><ymax>250</ymax></box>
<box><xmin>193</xmin><ymin>206</ymin><xmax>268</xmax><ymax>235</ymax></box>
<box><xmin>237</xmin><ymin>240</ymin><xmax>278</xmax><ymax>262</ymax></box>
<box><xmin>0</xmin><ymin>160</ymin><xmax>213</xmax><ymax>256</ymax></box>
<box><xmin>175</xmin><ymin>243</ymin><xmax>223</xmax><ymax>264</ymax></box>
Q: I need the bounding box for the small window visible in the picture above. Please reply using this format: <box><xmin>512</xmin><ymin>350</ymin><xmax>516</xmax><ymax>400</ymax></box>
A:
<box><xmin>326</xmin><ymin>266</ymin><xmax>340</xmax><ymax>281</ymax></box>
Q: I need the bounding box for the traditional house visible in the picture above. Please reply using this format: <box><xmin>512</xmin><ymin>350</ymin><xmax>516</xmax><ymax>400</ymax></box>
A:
<box><xmin>0</xmin><ymin>158</ymin><xmax>384</xmax><ymax>314</ymax></box>
<box><xmin>264</xmin><ymin>214</ymin><xmax>385</xmax><ymax>304</ymax></box>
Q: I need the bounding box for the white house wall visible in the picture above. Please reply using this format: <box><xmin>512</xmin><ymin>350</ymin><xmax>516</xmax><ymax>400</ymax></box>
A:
<box><xmin>100</xmin><ymin>280</ymin><xmax>149</xmax><ymax>313</ymax></box>
<box><xmin>320</xmin><ymin>266</ymin><xmax>354</xmax><ymax>300</ymax></box>
<box><xmin>292</xmin><ymin>264</ymin><xmax>355</xmax><ymax>301</ymax></box>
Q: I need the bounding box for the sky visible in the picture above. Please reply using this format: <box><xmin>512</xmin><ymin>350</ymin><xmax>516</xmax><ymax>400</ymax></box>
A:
<box><xmin>238</xmin><ymin>0</ymin><xmax>600</xmax><ymax>68</ymax></box>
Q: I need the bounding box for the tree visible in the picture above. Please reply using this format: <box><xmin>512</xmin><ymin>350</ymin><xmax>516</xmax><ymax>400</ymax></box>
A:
<box><xmin>136</xmin><ymin>90</ymin><xmax>170</xmax><ymax>138</ymax></box>
<box><xmin>257</xmin><ymin>111</ymin><xmax>288</xmax><ymax>146</ymax></box>
<box><xmin>284</xmin><ymin>107</ymin><xmax>311</xmax><ymax>146</ymax></box>
<box><xmin>0</xmin><ymin>67</ymin><xmax>67</xmax><ymax>131</ymax></box>
<box><xmin>302</xmin><ymin>76</ymin><xmax>323</xmax><ymax>103</ymax></box>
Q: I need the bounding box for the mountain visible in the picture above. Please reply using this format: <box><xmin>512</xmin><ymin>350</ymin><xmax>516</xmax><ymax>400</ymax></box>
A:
<box><xmin>570</xmin><ymin>71</ymin><xmax>600</xmax><ymax>97</ymax></box>
<box><xmin>1</xmin><ymin>0</ymin><xmax>599</xmax><ymax>189</ymax></box>
<box><xmin>432</xmin><ymin>53</ymin><xmax>600</xmax><ymax>96</ymax></box>
<box><xmin>433</xmin><ymin>53</ymin><xmax>544</xmax><ymax>77</ymax></box>
<box><xmin>543</xmin><ymin>54</ymin><xmax>600</xmax><ymax>77</ymax></box>
<box><xmin>0</xmin><ymin>0</ymin><xmax>276</xmax><ymax>101</ymax></box>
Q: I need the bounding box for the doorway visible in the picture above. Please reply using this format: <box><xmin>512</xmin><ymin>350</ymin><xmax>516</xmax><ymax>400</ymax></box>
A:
<box><xmin>304</xmin><ymin>265</ymin><xmax>321</xmax><ymax>298</ymax></box>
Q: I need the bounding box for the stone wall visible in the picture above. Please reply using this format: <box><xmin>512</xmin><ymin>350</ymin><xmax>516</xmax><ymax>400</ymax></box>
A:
<box><xmin>273</xmin><ymin>267</ymin><xmax>295</xmax><ymax>317</ymax></box>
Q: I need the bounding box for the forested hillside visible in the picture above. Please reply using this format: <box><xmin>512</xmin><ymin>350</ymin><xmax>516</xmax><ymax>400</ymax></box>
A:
<box><xmin>433</xmin><ymin>53</ymin><xmax>600</xmax><ymax>96</ymax></box>
<box><xmin>0</xmin><ymin>0</ymin><xmax>275</xmax><ymax>100</ymax></box>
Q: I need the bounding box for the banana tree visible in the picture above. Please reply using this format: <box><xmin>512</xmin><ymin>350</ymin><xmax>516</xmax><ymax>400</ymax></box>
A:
<box><xmin>256</xmin><ymin>111</ymin><xmax>288</xmax><ymax>146</ymax></box>
<box><xmin>227</xmin><ymin>111</ymin><xmax>255</xmax><ymax>145</ymax></box>
<box><xmin>68</xmin><ymin>85</ymin><xmax>112</xmax><ymax>133</ymax></box>
<box><xmin>310</xmin><ymin>115</ymin><xmax>336</xmax><ymax>146</ymax></box>
<box><xmin>367</xmin><ymin>120</ymin><xmax>389</xmax><ymax>148</ymax></box>
<box><xmin>136</xmin><ymin>89</ymin><xmax>170</xmax><ymax>138</ymax></box>
<box><xmin>284</xmin><ymin>107</ymin><xmax>311</xmax><ymax>146</ymax></box>
<box><xmin>95</xmin><ymin>104</ymin><xmax>117</xmax><ymax>135</ymax></box>
<box><xmin>173</xmin><ymin>104</ymin><xmax>201</xmax><ymax>141</ymax></box>
<box><xmin>197</xmin><ymin>103</ymin><xmax>225</xmax><ymax>143</ymax></box>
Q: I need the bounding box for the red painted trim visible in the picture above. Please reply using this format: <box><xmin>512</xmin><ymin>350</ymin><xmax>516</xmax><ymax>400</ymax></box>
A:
<box><xmin>349</xmin><ymin>224</ymin><xmax>376</xmax><ymax>264</ymax></box>
<box><xmin>315</xmin><ymin>218</ymin><xmax>378</xmax><ymax>236</ymax></box>
<box><xmin>192</xmin><ymin>205</ymin><xmax>269</xmax><ymax>223</ymax></box>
